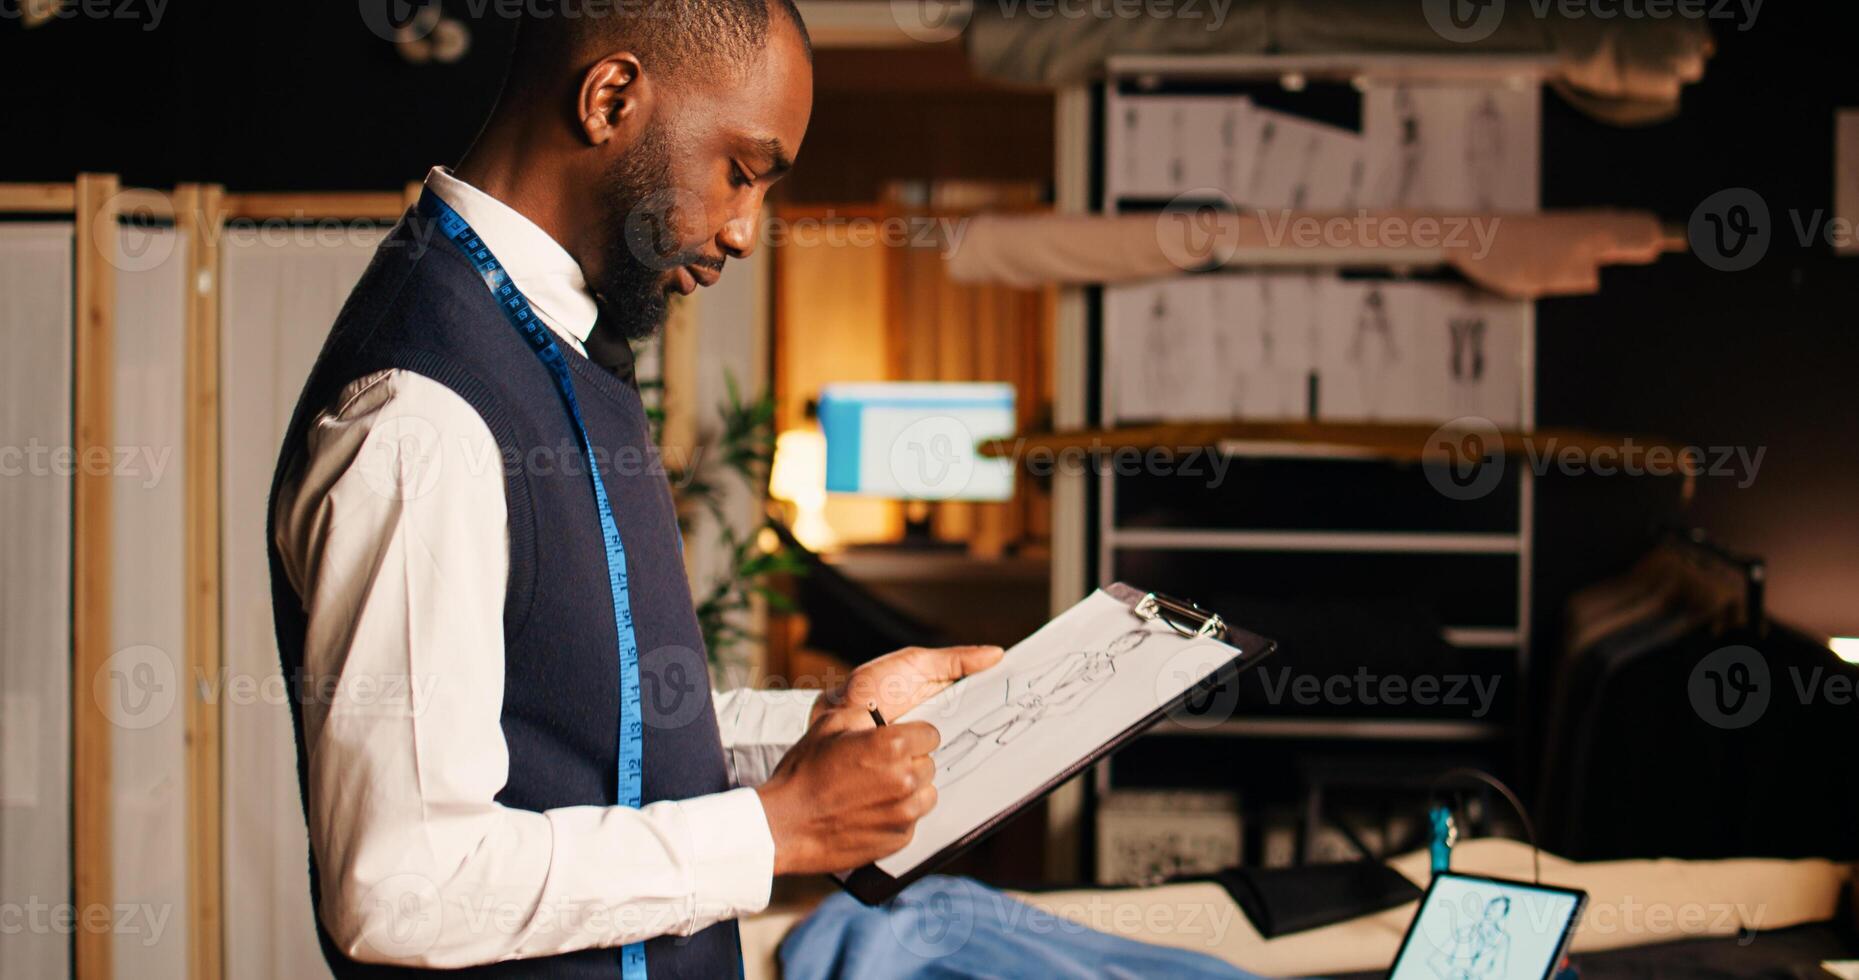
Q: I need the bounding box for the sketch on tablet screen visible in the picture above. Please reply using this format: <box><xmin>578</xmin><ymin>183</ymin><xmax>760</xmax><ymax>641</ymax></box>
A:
<box><xmin>1428</xmin><ymin>895</ymin><xmax>1513</xmax><ymax>979</ymax></box>
<box><xmin>934</xmin><ymin>627</ymin><xmax>1157</xmax><ymax>784</ymax></box>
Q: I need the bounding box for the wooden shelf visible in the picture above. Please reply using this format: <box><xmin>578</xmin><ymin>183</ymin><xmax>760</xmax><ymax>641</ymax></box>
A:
<box><xmin>980</xmin><ymin>421</ymin><xmax>1677</xmax><ymax>467</ymax></box>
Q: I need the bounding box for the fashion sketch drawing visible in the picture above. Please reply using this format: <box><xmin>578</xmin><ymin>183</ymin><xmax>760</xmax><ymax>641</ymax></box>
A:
<box><xmin>933</xmin><ymin>627</ymin><xmax>1157</xmax><ymax>784</ymax></box>
<box><xmin>1428</xmin><ymin>895</ymin><xmax>1512</xmax><ymax>980</ymax></box>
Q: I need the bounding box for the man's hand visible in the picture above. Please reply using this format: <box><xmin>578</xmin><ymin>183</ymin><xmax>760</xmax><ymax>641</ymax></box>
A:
<box><xmin>754</xmin><ymin>709</ymin><xmax>941</xmax><ymax>875</ymax></box>
<box><xmin>813</xmin><ymin>644</ymin><xmax>1006</xmax><ymax>726</ymax></box>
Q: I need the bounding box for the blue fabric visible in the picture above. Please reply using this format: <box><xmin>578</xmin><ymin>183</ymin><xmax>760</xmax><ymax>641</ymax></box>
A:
<box><xmin>782</xmin><ymin>877</ymin><xmax>1264</xmax><ymax>980</ymax></box>
<box><xmin>266</xmin><ymin>209</ymin><xmax>736</xmax><ymax>978</ymax></box>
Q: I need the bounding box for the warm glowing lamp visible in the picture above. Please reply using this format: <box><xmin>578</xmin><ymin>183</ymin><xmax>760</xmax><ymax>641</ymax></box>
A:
<box><xmin>1831</xmin><ymin>637</ymin><xmax>1859</xmax><ymax>665</ymax></box>
<box><xmin>769</xmin><ymin>427</ymin><xmax>837</xmax><ymax>552</ymax></box>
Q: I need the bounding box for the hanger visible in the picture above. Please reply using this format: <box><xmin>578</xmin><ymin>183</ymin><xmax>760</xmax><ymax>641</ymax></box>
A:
<box><xmin>1656</xmin><ymin>524</ymin><xmax>1766</xmax><ymax>636</ymax></box>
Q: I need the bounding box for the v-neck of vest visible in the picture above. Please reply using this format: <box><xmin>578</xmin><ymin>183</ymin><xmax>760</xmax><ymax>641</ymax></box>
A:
<box><xmin>561</xmin><ymin>339</ymin><xmax>642</xmax><ymax>411</ymax></box>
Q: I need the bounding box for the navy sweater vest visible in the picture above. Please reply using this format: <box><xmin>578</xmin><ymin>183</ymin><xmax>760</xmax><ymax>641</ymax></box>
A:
<box><xmin>267</xmin><ymin>212</ymin><xmax>739</xmax><ymax>978</ymax></box>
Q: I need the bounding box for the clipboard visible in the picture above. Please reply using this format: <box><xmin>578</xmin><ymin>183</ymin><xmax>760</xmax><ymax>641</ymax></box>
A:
<box><xmin>839</xmin><ymin>582</ymin><xmax>1277</xmax><ymax>905</ymax></box>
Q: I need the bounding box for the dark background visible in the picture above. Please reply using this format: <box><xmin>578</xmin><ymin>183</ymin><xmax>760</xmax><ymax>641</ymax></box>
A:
<box><xmin>2</xmin><ymin>1</ymin><xmax>1853</xmax><ymax>644</ymax></box>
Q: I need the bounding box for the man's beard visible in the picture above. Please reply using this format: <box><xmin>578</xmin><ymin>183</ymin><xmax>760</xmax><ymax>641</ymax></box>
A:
<box><xmin>596</xmin><ymin>122</ymin><xmax>701</xmax><ymax>342</ymax></box>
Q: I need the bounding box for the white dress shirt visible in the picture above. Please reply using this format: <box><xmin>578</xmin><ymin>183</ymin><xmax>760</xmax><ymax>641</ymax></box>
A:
<box><xmin>272</xmin><ymin>167</ymin><xmax>818</xmax><ymax>968</ymax></box>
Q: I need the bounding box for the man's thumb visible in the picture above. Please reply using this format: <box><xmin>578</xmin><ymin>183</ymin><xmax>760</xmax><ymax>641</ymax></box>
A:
<box><xmin>948</xmin><ymin>644</ymin><xmax>1004</xmax><ymax>676</ymax></box>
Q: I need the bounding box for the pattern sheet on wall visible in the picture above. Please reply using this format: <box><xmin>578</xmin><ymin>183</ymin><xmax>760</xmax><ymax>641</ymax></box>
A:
<box><xmin>1104</xmin><ymin>81</ymin><xmax>1536</xmax><ymax>430</ymax></box>
<box><xmin>1106</xmin><ymin>275</ymin><xmax>1524</xmax><ymax>427</ymax></box>
<box><xmin>0</xmin><ymin>224</ymin><xmax>75</xmax><ymax>980</ymax></box>
<box><xmin>1361</xmin><ymin>84</ymin><xmax>1540</xmax><ymax>213</ymax></box>
<box><xmin>1106</xmin><ymin>82</ymin><xmax>1538</xmax><ymax>211</ymax></box>
<box><xmin>221</xmin><ymin>226</ymin><xmax>386</xmax><ymax>980</ymax></box>
<box><xmin>112</xmin><ymin>225</ymin><xmax>192</xmax><ymax>980</ymax></box>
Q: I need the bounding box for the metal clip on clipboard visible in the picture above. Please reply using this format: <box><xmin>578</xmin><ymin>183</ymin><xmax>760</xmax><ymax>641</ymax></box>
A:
<box><xmin>1134</xmin><ymin>591</ymin><xmax>1227</xmax><ymax>640</ymax></box>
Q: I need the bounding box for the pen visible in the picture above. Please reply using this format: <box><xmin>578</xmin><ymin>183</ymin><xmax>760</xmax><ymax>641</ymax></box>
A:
<box><xmin>867</xmin><ymin>702</ymin><xmax>886</xmax><ymax>727</ymax></box>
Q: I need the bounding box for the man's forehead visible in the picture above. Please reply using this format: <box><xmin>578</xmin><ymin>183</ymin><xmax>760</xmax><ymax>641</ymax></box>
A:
<box><xmin>699</xmin><ymin>27</ymin><xmax>813</xmax><ymax>150</ymax></box>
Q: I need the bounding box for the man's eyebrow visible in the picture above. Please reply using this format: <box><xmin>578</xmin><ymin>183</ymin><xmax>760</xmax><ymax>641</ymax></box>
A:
<box><xmin>750</xmin><ymin>136</ymin><xmax>794</xmax><ymax>177</ymax></box>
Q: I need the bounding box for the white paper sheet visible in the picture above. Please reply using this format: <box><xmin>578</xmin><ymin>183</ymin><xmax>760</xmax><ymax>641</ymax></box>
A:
<box><xmin>1316</xmin><ymin>281</ymin><xmax>1526</xmax><ymax>426</ymax></box>
<box><xmin>1362</xmin><ymin>84</ymin><xmax>1540</xmax><ymax>212</ymax></box>
<box><xmin>1239</xmin><ymin>106</ymin><xmax>1367</xmax><ymax>211</ymax></box>
<box><xmin>1106</xmin><ymin>278</ymin><xmax>1226</xmax><ymax>422</ymax></box>
<box><xmin>1314</xmin><ymin>279</ymin><xmax>1438</xmax><ymax>422</ymax></box>
<box><xmin>1109</xmin><ymin>95</ymin><xmax>1254</xmax><ymax>201</ymax></box>
<box><xmin>1216</xmin><ymin>273</ymin><xmax>1321</xmax><ymax>420</ymax></box>
<box><xmin>873</xmin><ymin>590</ymin><xmax>1242</xmax><ymax>876</ymax></box>
<box><xmin>1424</xmin><ymin>287</ymin><xmax>1526</xmax><ymax>428</ymax></box>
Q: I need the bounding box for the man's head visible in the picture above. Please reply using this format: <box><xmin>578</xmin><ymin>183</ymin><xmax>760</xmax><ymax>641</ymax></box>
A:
<box><xmin>486</xmin><ymin>0</ymin><xmax>813</xmax><ymax>340</ymax></box>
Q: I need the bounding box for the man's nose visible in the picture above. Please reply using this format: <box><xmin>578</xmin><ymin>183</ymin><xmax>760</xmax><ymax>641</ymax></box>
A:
<box><xmin>719</xmin><ymin>205</ymin><xmax>759</xmax><ymax>259</ymax></box>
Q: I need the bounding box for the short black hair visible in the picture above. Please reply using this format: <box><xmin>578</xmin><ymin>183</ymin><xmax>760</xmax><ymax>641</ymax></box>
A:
<box><xmin>509</xmin><ymin>0</ymin><xmax>810</xmax><ymax>92</ymax></box>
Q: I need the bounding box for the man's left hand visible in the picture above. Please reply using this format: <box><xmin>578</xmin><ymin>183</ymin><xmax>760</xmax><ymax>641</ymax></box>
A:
<box><xmin>814</xmin><ymin>645</ymin><xmax>1005</xmax><ymax>726</ymax></box>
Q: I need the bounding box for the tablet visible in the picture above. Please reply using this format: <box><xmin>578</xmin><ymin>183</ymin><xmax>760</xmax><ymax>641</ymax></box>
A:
<box><xmin>839</xmin><ymin>583</ymin><xmax>1277</xmax><ymax>904</ymax></box>
<box><xmin>1390</xmin><ymin>871</ymin><xmax>1587</xmax><ymax>980</ymax></box>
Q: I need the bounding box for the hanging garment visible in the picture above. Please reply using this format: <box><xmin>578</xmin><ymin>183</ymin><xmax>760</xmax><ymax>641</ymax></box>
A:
<box><xmin>943</xmin><ymin>211</ymin><xmax>1670</xmax><ymax>300</ymax></box>
<box><xmin>964</xmin><ymin>0</ymin><xmax>1712</xmax><ymax>125</ymax></box>
<box><xmin>1576</xmin><ymin>624</ymin><xmax>1859</xmax><ymax>861</ymax></box>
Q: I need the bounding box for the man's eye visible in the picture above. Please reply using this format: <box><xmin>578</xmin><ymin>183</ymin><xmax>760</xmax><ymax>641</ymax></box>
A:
<box><xmin>730</xmin><ymin>166</ymin><xmax>754</xmax><ymax>189</ymax></box>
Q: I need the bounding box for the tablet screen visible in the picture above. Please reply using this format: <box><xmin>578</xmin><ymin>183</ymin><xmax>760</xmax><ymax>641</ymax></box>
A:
<box><xmin>1391</xmin><ymin>873</ymin><xmax>1582</xmax><ymax>980</ymax></box>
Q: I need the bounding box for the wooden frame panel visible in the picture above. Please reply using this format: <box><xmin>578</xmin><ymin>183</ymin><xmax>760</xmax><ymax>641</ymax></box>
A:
<box><xmin>222</xmin><ymin>192</ymin><xmax>407</xmax><ymax>222</ymax></box>
<box><xmin>72</xmin><ymin>171</ymin><xmax>119</xmax><ymax>980</ymax></box>
<box><xmin>177</xmin><ymin>183</ymin><xmax>228</xmax><ymax>980</ymax></box>
<box><xmin>3</xmin><ymin>177</ymin><xmax>420</xmax><ymax>980</ymax></box>
<box><xmin>0</xmin><ymin>182</ymin><xmax>76</xmax><ymax>213</ymax></box>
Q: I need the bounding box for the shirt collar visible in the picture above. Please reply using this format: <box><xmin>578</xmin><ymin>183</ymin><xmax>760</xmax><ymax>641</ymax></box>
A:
<box><xmin>424</xmin><ymin>166</ymin><xmax>599</xmax><ymax>354</ymax></box>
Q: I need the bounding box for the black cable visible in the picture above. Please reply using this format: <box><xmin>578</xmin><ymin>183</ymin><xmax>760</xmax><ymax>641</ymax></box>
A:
<box><xmin>1427</xmin><ymin>767</ymin><xmax>1541</xmax><ymax>885</ymax></box>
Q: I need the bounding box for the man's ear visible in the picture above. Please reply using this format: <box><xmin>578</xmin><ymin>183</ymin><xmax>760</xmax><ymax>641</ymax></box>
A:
<box><xmin>577</xmin><ymin>53</ymin><xmax>650</xmax><ymax>147</ymax></box>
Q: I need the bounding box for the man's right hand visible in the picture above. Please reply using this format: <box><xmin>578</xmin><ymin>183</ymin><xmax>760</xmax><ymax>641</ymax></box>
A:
<box><xmin>754</xmin><ymin>709</ymin><xmax>940</xmax><ymax>876</ymax></box>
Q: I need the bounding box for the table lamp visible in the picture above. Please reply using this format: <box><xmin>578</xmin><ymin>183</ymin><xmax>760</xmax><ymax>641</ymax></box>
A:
<box><xmin>769</xmin><ymin>426</ymin><xmax>837</xmax><ymax>552</ymax></box>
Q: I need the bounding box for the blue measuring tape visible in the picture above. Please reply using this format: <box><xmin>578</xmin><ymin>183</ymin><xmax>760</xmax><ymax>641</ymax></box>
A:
<box><xmin>419</xmin><ymin>191</ymin><xmax>649</xmax><ymax>979</ymax></box>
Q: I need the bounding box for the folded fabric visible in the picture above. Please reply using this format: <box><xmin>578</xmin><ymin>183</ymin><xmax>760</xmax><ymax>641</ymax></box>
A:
<box><xmin>780</xmin><ymin>876</ymin><xmax>1264</xmax><ymax>980</ymax></box>
<box><xmin>943</xmin><ymin>210</ymin><xmax>1673</xmax><ymax>300</ymax></box>
<box><xmin>965</xmin><ymin>0</ymin><xmax>1712</xmax><ymax>126</ymax></box>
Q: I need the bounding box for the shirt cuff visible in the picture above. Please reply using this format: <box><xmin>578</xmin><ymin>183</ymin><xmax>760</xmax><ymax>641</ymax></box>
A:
<box><xmin>715</xmin><ymin>689</ymin><xmax>820</xmax><ymax>789</ymax></box>
<box><xmin>682</xmin><ymin>787</ymin><xmax>777</xmax><ymax>924</ymax></box>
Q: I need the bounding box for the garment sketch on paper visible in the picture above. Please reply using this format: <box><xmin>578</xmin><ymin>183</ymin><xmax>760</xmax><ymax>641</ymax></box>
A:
<box><xmin>1289</xmin><ymin>134</ymin><xmax>1323</xmax><ymax>211</ymax></box>
<box><xmin>1348</xmin><ymin>285</ymin><xmax>1401</xmax><ymax>417</ymax></box>
<box><xmin>1464</xmin><ymin>92</ymin><xmax>1507</xmax><ymax>212</ymax></box>
<box><xmin>1427</xmin><ymin>895</ymin><xmax>1512</xmax><ymax>980</ymax></box>
<box><xmin>1343</xmin><ymin>155</ymin><xmax>1367</xmax><ymax>210</ymax></box>
<box><xmin>933</xmin><ymin>627</ymin><xmax>1157</xmax><ymax>785</ymax></box>
<box><xmin>1169</xmin><ymin>105</ymin><xmax>1188</xmax><ymax>188</ymax></box>
<box><xmin>1246</xmin><ymin>118</ymin><xmax>1278</xmax><ymax>205</ymax></box>
<box><xmin>1207</xmin><ymin>278</ymin><xmax>1248</xmax><ymax>416</ymax></box>
<box><xmin>1448</xmin><ymin>314</ymin><xmax>1489</xmax><ymax>416</ymax></box>
<box><xmin>1391</xmin><ymin>86</ymin><xmax>1425</xmax><ymax>208</ymax></box>
<box><xmin>1141</xmin><ymin>289</ymin><xmax>1176</xmax><ymax>411</ymax></box>
<box><xmin>1220</xmin><ymin>107</ymin><xmax>1243</xmax><ymax>194</ymax></box>
<box><xmin>1122</xmin><ymin>104</ymin><xmax>1137</xmax><ymax>195</ymax></box>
